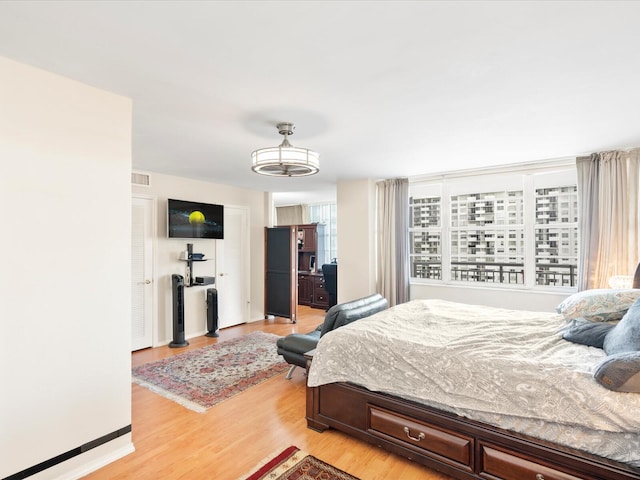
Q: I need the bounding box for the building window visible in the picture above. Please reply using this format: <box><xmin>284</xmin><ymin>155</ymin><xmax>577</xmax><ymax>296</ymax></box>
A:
<box><xmin>409</xmin><ymin>165</ymin><xmax>578</xmax><ymax>289</ymax></box>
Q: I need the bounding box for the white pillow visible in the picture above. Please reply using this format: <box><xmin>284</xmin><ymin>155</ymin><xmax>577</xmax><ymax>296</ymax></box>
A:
<box><xmin>556</xmin><ymin>289</ymin><xmax>640</xmax><ymax>322</ymax></box>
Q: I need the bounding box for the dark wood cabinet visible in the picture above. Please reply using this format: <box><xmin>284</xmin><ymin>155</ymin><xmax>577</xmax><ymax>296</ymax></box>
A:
<box><xmin>312</xmin><ymin>275</ymin><xmax>329</xmax><ymax>309</ymax></box>
<box><xmin>298</xmin><ymin>225</ymin><xmax>318</xmax><ymax>252</ymax></box>
<box><xmin>271</xmin><ymin>223</ymin><xmax>327</xmax><ymax>312</ymax></box>
<box><xmin>295</xmin><ymin>223</ymin><xmax>327</xmax><ymax>309</ymax></box>
<box><xmin>298</xmin><ymin>273</ymin><xmax>313</xmax><ymax>306</ymax></box>
<box><xmin>296</xmin><ymin>224</ymin><xmax>325</xmax><ymax>272</ymax></box>
<box><xmin>297</xmin><ymin>272</ymin><xmax>329</xmax><ymax>309</ymax></box>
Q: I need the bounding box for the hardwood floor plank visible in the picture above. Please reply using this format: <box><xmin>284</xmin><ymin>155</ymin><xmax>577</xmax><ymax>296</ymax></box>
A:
<box><xmin>82</xmin><ymin>306</ymin><xmax>452</xmax><ymax>479</ymax></box>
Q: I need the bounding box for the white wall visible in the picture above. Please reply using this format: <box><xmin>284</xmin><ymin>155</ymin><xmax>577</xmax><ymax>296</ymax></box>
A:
<box><xmin>410</xmin><ymin>283</ymin><xmax>567</xmax><ymax>312</ymax></box>
<box><xmin>336</xmin><ymin>179</ymin><xmax>377</xmax><ymax>302</ymax></box>
<box><xmin>0</xmin><ymin>57</ymin><xmax>133</xmax><ymax>478</ymax></box>
<box><xmin>132</xmin><ymin>172</ymin><xmax>267</xmax><ymax>345</ymax></box>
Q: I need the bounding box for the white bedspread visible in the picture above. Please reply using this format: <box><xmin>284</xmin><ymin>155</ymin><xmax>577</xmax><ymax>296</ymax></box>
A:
<box><xmin>307</xmin><ymin>299</ymin><xmax>640</xmax><ymax>465</ymax></box>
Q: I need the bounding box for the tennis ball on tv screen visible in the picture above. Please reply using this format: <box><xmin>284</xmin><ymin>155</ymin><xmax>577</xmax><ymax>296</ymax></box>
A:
<box><xmin>188</xmin><ymin>210</ymin><xmax>205</xmax><ymax>224</ymax></box>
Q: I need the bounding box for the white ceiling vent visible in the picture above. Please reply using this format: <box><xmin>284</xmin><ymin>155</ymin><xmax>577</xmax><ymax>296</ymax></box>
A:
<box><xmin>131</xmin><ymin>171</ymin><xmax>151</xmax><ymax>187</ymax></box>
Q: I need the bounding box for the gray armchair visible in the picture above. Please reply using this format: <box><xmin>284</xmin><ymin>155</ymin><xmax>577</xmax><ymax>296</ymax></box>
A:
<box><xmin>276</xmin><ymin>293</ymin><xmax>388</xmax><ymax>379</ymax></box>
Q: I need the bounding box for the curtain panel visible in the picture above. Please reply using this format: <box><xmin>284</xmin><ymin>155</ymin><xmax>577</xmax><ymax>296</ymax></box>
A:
<box><xmin>275</xmin><ymin>204</ymin><xmax>309</xmax><ymax>226</ymax></box>
<box><xmin>576</xmin><ymin>148</ymin><xmax>640</xmax><ymax>290</ymax></box>
<box><xmin>376</xmin><ymin>178</ymin><xmax>410</xmax><ymax>306</ymax></box>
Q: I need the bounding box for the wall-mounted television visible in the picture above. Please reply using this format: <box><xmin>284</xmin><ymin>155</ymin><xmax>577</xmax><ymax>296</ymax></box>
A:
<box><xmin>167</xmin><ymin>198</ymin><xmax>224</xmax><ymax>239</ymax></box>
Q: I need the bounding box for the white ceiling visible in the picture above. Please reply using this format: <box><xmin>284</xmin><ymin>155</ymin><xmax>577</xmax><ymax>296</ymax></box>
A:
<box><xmin>1</xmin><ymin>1</ymin><xmax>640</xmax><ymax>205</ymax></box>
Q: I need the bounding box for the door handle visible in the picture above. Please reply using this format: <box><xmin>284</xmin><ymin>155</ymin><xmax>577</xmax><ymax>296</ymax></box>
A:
<box><xmin>145</xmin><ymin>279</ymin><xmax>151</xmax><ymax>284</ymax></box>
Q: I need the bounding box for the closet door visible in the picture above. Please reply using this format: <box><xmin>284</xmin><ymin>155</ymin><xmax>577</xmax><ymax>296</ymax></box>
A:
<box><xmin>265</xmin><ymin>226</ymin><xmax>297</xmax><ymax>322</ymax></box>
<box><xmin>216</xmin><ymin>205</ymin><xmax>250</xmax><ymax>329</ymax></box>
<box><xmin>131</xmin><ymin>196</ymin><xmax>154</xmax><ymax>350</ymax></box>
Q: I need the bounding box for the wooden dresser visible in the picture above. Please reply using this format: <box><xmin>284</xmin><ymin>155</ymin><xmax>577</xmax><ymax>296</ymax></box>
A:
<box><xmin>298</xmin><ymin>272</ymin><xmax>329</xmax><ymax>310</ymax></box>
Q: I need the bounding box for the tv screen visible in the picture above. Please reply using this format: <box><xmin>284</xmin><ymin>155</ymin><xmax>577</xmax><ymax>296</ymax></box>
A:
<box><xmin>167</xmin><ymin>199</ymin><xmax>224</xmax><ymax>239</ymax></box>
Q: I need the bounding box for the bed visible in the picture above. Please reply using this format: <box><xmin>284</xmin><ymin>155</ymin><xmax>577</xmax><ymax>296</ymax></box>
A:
<box><xmin>306</xmin><ymin>274</ymin><xmax>640</xmax><ymax>480</ymax></box>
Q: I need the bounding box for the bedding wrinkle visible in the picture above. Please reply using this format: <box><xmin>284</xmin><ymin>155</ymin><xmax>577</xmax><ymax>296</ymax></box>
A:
<box><xmin>307</xmin><ymin>299</ymin><xmax>640</xmax><ymax>466</ymax></box>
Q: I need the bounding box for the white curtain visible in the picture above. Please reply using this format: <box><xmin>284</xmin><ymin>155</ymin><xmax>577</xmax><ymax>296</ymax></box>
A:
<box><xmin>376</xmin><ymin>178</ymin><xmax>410</xmax><ymax>306</ymax></box>
<box><xmin>275</xmin><ymin>204</ymin><xmax>309</xmax><ymax>226</ymax></box>
<box><xmin>576</xmin><ymin>148</ymin><xmax>640</xmax><ymax>289</ymax></box>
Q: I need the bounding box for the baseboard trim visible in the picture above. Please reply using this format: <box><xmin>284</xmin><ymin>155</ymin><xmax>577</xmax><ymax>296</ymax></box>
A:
<box><xmin>2</xmin><ymin>425</ymin><xmax>132</xmax><ymax>480</ymax></box>
<box><xmin>54</xmin><ymin>438</ymin><xmax>135</xmax><ymax>480</ymax></box>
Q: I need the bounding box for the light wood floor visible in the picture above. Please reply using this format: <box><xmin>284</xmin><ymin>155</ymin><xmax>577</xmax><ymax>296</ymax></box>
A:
<box><xmin>82</xmin><ymin>306</ymin><xmax>453</xmax><ymax>480</ymax></box>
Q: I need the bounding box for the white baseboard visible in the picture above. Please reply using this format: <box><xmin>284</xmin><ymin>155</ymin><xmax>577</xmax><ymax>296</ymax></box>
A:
<box><xmin>29</xmin><ymin>435</ymin><xmax>135</xmax><ymax>480</ymax></box>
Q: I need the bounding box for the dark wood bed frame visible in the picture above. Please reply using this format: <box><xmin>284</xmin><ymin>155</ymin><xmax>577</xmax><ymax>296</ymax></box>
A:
<box><xmin>305</xmin><ymin>265</ymin><xmax>640</xmax><ymax>480</ymax></box>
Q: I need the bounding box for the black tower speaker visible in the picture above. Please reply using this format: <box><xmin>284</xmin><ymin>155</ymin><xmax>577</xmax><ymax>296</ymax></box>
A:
<box><xmin>170</xmin><ymin>274</ymin><xmax>189</xmax><ymax>348</ymax></box>
<box><xmin>205</xmin><ymin>288</ymin><xmax>219</xmax><ymax>337</ymax></box>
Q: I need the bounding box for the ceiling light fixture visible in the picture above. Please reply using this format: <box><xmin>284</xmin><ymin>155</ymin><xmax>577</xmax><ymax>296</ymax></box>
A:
<box><xmin>251</xmin><ymin>122</ymin><xmax>319</xmax><ymax>177</ymax></box>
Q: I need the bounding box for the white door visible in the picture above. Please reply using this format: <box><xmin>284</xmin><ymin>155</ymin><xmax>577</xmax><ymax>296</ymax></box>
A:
<box><xmin>131</xmin><ymin>196</ymin><xmax>154</xmax><ymax>350</ymax></box>
<box><xmin>216</xmin><ymin>206</ymin><xmax>250</xmax><ymax>328</ymax></box>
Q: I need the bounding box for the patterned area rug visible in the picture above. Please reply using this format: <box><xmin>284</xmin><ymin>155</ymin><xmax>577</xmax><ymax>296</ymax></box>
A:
<box><xmin>244</xmin><ymin>446</ymin><xmax>361</xmax><ymax>480</ymax></box>
<box><xmin>132</xmin><ymin>331</ymin><xmax>288</xmax><ymax>412</ymax></box>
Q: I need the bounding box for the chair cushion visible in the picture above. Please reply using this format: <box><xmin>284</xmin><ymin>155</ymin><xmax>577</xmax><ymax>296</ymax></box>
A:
<box><xmin>276</xmin><ymin>330</ymin><xmax>321</xmax><ymax>356</ymax></box>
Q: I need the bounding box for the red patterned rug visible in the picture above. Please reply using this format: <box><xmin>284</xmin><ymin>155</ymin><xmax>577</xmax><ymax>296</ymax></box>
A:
<box><xmin>244</xmin><ymin>446</ymin><xmax>361</xmax><ymax>480</ymax></box>
<box><xmin>132</xmin><ymin>331</ymin><xmax>288</xmax><ymax>412</ymax></box>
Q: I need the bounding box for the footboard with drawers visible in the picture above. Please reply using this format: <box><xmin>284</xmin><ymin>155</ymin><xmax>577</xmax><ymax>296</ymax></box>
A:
<box><xmin>306</xmin><ymin>381</ymin><xmax>640</xmax><ymax>480</ymax></box>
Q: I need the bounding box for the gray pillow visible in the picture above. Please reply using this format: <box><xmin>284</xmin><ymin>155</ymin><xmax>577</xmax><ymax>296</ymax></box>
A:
<box><xmin>593</xmin><ymin>352</ymin><xmax>640</xmax><ymax>393</ymax></box>
<box><xmin>562</xmin><ymin>318</ymin><xmax>614</xmax><ymax>348</ymax></box>
<box><xmin>603</xmin><ymin>297</ymin><xmax>640</xmax><ymax>355</ymax></box>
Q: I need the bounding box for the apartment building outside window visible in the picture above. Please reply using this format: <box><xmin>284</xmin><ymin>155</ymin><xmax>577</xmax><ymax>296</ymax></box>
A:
<box><xmin>409</xmin><ymin>165</ymin><xmax>578</xmax><ymax>289</ymax></box>
<box><xmin>410</xmin><ymin>195</ymin><xmax>441</xmax><ymax>279</ymax></box>
<box><xmin>534</xmin><ymin>186</ymin><xmax>578</xmax><ymax>286</ymax></box>
<box><xmin>450</xmin><ymin>190</ymin><xmax>525</xmax><ymax>284</ymax></box>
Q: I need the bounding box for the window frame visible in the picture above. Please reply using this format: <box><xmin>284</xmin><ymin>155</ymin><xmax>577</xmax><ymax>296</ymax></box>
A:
<box><xmin>409</xmin><ymin>160</ymin><xmax>578</xmax><ymax>293</ymax></box>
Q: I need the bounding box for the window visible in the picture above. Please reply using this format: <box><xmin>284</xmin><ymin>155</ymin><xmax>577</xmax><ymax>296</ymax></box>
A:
<box><xmin>409</xmin><ymin>185</ymin><xmax>441</xmax><ymax>280</ymax></box>
<box><xmin>534</xmin><ymin>186</ymin><xmax>578</xmax><ymax>286</ymax></box>
<box><xmin>409</xmin><ymin>165</ymin><xmax>578</xmax><ymax>289</ymax></box>
<box><xmin>450</xmin><ymin>190</ymin><xmax>525</xmax><ymax>284</ymax></box>
<box><xmin>410</xmin><ymin>197</ymin><xmax>442</xmax><ymax>279</ymax></box>
<box><xmin>308</xmin><ymin>203</ymin><xmax>337</xmax><ymax>264</ymax></box>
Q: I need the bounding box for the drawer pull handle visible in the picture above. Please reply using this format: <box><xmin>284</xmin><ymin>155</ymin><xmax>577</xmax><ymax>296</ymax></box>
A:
<box><xmin>535</xmin><ymin>475</ymin><xmax>545</xmax><ymax>480</ymax></box>
<box><xmin>403</xmin><ymin>427</ymin><xmax>425</xmax><ymax>442</ymax></box>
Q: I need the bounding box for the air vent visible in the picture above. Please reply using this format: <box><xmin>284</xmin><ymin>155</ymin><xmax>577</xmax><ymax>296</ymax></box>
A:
<box><xmin>131</xmin><ymin>171</ymin><xmax>151</xmax><ymax>187</ymax></box>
